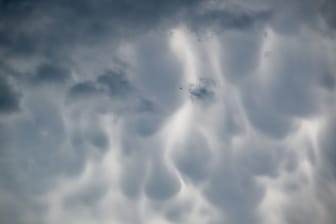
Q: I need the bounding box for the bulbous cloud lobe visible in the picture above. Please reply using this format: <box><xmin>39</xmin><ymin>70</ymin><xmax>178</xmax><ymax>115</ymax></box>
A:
<box><xmin>0</xmin><ymin>0</ymin><xmax>336</xmax><ymax>224</ymax></box>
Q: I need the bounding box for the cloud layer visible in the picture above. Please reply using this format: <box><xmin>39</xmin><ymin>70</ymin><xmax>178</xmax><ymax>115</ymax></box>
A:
<box><xmin>1</xmin><ymin>0</ymin><xmax>336</xmax><ymax>224</ymax></box>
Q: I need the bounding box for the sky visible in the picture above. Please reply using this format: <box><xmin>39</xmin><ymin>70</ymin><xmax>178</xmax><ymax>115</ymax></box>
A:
<box><xmin>0</xmin><ymin>0</ymin><xmax>336</xmax><ymax>223</ymax></box>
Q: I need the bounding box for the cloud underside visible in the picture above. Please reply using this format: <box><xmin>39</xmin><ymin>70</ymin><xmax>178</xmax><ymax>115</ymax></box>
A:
<box><xmin>1</xmin><ymin>0</ymin><xmax>336</xmax><ymax>224</ymax></box>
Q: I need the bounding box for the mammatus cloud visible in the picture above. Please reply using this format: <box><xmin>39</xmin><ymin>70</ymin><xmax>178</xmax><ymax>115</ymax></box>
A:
<box><xmin>0</xmin><ymin>0</ymin><xmax>336</xmax><ymax>224</ymax></box>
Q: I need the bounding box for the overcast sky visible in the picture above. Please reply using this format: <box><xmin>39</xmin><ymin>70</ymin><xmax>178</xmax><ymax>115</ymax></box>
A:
<box><xmin>0</xmin><ymin>0</ymin><xmax>336</xmax><ymax>223</ymax></box>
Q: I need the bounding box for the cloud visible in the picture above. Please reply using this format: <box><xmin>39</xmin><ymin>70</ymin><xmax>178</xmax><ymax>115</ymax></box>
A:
<box><xmin>320</xmin><ymin>0</ymin><xmax>336</xmax><ymax>29</ymax></box>
<box><xmin>319</xmin><ymin>113</ymin><xmax>336</xmax><ymax>178</ymax></box>
<box><xmin>144</xmin><ymin>154</ymin><xmax>181</xmax><ymax>201</ymax></box>
<box><xmin>68</xmin><ymin>80</ymin><xmax>101</xmax><ymax>99</ymax></box>
<box><xmin>1</xmin><ymin>0</ymin><xmax>336</xmax><ymax>224</ymax></box>
<box><xmin>173</xmin><ymin>129</ymin><xmax>212</xmax><ymax>182</ymax></box>
<box><xmin>119</xmin><ymin>156</ymin><xmax>147</xmax><ymax>198</ymax></box>
<box><xmin>187</xmin><ymin>8</ymin><xmax>272</xmax><ymax>34</ymax></box>
<box><xmin>97</xmin><ymin>70</ymin><xmax>133</xmax><ymax>97</ymax></box>
<box><xmin>0</xmin><ymin>77</ymin><xmax>20</xmax><ymax>114</ymax></box>
<box><xmin>188</xmin><ymin>78</ymin><xmax>216</xmax><ymax>102</ymax></box>
<box><xmin>31</xmin><ymin>63</ymin><xmax>70</xmax><ymax>85</ymax></box>
<box><xmin>67</xmin><ymin>70</ymin><xmax>133</xmax><ymax>101</ymax></box>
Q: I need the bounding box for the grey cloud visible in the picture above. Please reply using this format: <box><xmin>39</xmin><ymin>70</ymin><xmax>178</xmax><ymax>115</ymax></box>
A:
<box><xmin>218</xmin><ymin>31</ymin><xmax>263</xmax><ymax>82</ymax></box>
<box><xmin>1</xmin><ymin>94</ymin><xmax>111</xmax><ymax>199</ymax></box>
<box><xmin>0</xmin><ymin>0</ymin><xmax>203</xmax><ymax>61</ymax></box>
<box><xmin>132</xmin><ymin>34</ymin><xmax>184</xmax><ymax>114</ymax></box>
<box><xmin>319</xmin><ymin>114</ymin><xmax>336</xmax><ymax>178</ymax></box>
<box><xmin>120</xmin><ymin>127</ymin><xmax>147</xmax><ymax>156</ymax></box>
<box><xmin>320</xmin><ymin>0</ymin><xmax>336</xmax><ymax>29</ymax></box>
<box><xmin>144</xmin><ymin>157</ymin><xmax>181</xmax><ymax>200</ymax></box>
<box><xmin>1</xmin><ymin>0</ymin><xmax>336</xmax><ymax>224</ymax></box>
<box><xmin>119</xmin><ymin>108</ymin><xmax>171</xmax><ymax>197</ymax></box>
<box><xmin>239</xmin><ymin>36</ymin><xmax>324</xmax><ymax>138</ymax></box>
<box><xmin>319</xmin><ymin>70</ymin><xmax>336</xmax><ymax>91</ymax></box>
<box><xmin>72</xmin><ymin>119</ymin><xmax>110</xmax><ymax>151</ymax></box>
<box><xmin>67</xmin><ymin>69</ymin><xmax>160</xmax><ymax>125</ymax></box>
<box><xmin>204</xmin><ymin>155</ymin><xmax>265</xmax><ymax>224</ymax></box>
<box><xmin>173</xmin><ymin>130</ymin><xmax>211</xmax><ymax>182</ymax></box>
<box><xmin>0</xmin><ymin>25</ymin><xmax>36</xmax><ymax>58</ymax></box>
<box><xmin>0</xmin><ymin>190</ymin><xmax>42</xmax><ymax>224</ymax></box>
<box><xmin>221</xmin><ymin>109</ymin><xmax>245</xmax><ymax>140</ymax></box>
<box><xmin>188</xmin><ymin>78</ymin><xmax>216</xmax><ymax>103</ymax></box>
<box><xmin>241</xmin><ymin>84</ymin><xmax>296</xmax><ymax>138</ymax></box>
<box><xmin>4</xmin><ymin>102</ymin><xmax>67</xmax><ymax>193</ymax></box>
<box><xmin>97</xmin><ymin>70</ymin><xmax>132</xmax><ymax>97</ymax></box>
<box><xmin>202</xmin><ymin>135</ymin><xmax>286</xmax><ymax>224</ymax></box>
<box><xmin>0</xmin><ymin>0</ymin><xmax>276</xmax><ymax>68</ymax></box>
<box><xmin>266</xmin><ymin>55</ymin><xmax>320</xmax><ymax>117</ymax></box>
<box><xmin>238</xmin><ymin>140</ymin><xmax>285</xmax><ymax>178</ymax></box>
<box><xmin>188</xmin><ymin>8</ymin><xmax>272</xmax><ymax>34</ymax></box>
<box><xmin>0</xmin><ymin>77</ymin><xmax>20</xmax><ymax>114</ymax></box>
<box><xmin>120</xmin><ymin>156</ymin><xmax>147</xmax><ymax>198</ymax></box>
<box><xmin>269</xmin><ymin>0</ymin><xmax>321</xmax><ymax>34</ymax></box>
<box><xmin>164</xmin><ymin>200</ymin><xmax>192</xmax><ymax>222</ymax></box>
<box><xmin>68</xmin><ymin>81</ymin><xmax>101</xmax><ymax>100</ymax></box>
<box><xmin>283</xmin><ymin>200</ymin><xmax>322</xmax><ymax>224</ymax></box>
<box><xmin>130</xmin><ymin>115</ymin><xmax>163</xmax><ymax>137</ymax></box>
<box><xmin>31</xmin><ymin>63</ymin><xmax>70</xmax><ymax>85</ymax></box>
<box><xmin>136</xmin><ymin>98</ymin><xmax>156</xmax><ymax>113</ymax></box>
<box><xmin>68</xmin><ymin>70</ymin><xmax>132</xmax><ymax>102</ymax></box>
<box><xmin>89</xmin><ymin>131</ymin><xmax>108</xmax><ymax>150</ymax></box>
<box><xmin>64</xmin><ymin>182</ymin><xmax>107</xmax><ymax>209</ymax></box>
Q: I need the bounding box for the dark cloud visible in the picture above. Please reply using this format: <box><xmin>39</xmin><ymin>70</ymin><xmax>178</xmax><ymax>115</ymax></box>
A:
<box><xmin>68</xmin><ymin>80</ymin><xmax>101</xmax><ymax>100</ymax></box>
<box><xmin>319</xmin><ymin>114</ymin><xmax>336</xmax><ymax>178</ymax></box>
<box><xmin>0</xmin><ymin>0</ymin><xmax>276</xmax><ymax>67</ymax></box>
<box><xmin>130</xmin><ymin>115</ymin><xmax>163</xmax><ymax>137</ymax></box>
<box><xmin>320</xmin><ymin>0</ymin><xmax>336</xmax><ymax>29</ymax></box>
<box><xmin>0</xmin><ymin>0</ymin><xmax>203</xmax><ymax>60</ymax></box>
<box><xmin>89</xmin><ymin>131</ymin><xmax>108</xmax><ymax>150</ymax></box>
<box><xmin>31</xmin><ymin>63</ymin><xmax>70</xmax><ymax>84</ymax></box>
<box><xmin>188</xmin><ymin>78</ymin><xmax>216</xmax><ymax>102</ymax></box>
<box><xmin>0</xmin><ymin>76</ymin><xmax>20</xmax><ymax>114</ymax></box>
<box><xmin>97</xmin><ymin>71</ymin><xmax>132</xmax><ymax>97</ymax></box>
<box><xmin>188</xmin><ymin>8</ymin><xmax>272</xmax><ymax>34</ymax></box>
<box><xmin>319</xmin><ymin>70</ymin><xmax>336</xmax><ymax>91</ymax></box>
<box><xmin>68</xmin><ymin>70</ymin><xmax>132</xmax><ymax>102</ymax></box>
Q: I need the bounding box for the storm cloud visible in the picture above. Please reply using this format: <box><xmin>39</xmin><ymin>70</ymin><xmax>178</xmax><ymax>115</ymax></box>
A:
<box><xmin>1</xmin><ymin>0</ymin><xmax>336</xmax><ymax>224</ymax></box>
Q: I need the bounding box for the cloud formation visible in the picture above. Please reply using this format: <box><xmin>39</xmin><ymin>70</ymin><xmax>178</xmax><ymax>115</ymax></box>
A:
<box><xmin>1</xmin><ymin>0</ymin><xmax>336</xmax><ymax>224</ymax></box>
